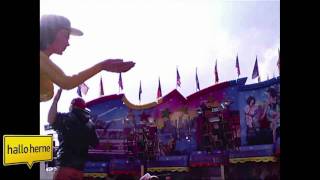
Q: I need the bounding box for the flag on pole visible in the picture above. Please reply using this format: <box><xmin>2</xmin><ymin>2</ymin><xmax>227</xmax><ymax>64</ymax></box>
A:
<box><xmin>277</xmin><ymin>48</ymin><xmax>280</xmax><ymax>73</ymax></box>
<box><xmin>77</xmin><ymin>83</ymin><xmax>89</xmax><ymax>97</ymax></box>
<box><xmin>196</xmin><ymin>68</ymin><xmax>200</xmax><ymax>91</ymax></box>
<box><xmin>118</xmin><ymin>73</ymin><xmax>123</xmax><ymax>90</ymax></box>
<box><xmin>214</xmin><ymin>59</ymin><xmax>219</xmax><ymax>83</ymax></box>
<box><xmin>176</xmin><ymin>67</ymin><xmax>181</xmax><ymax>87</ymax></box>
<box><xmin>157</xmin><ymin>77</ymin><xmax>162</xmax><ymax>99</ymax></box>
<box><xmin>100</xmin><ymin>76</ymin><xmax>104</xmax><ymax>96</ymax></box>
<box><xmin>252</xmin><ymin>56</ymin><xmax>260</xmax><ymax>81</ymax></box>
<box><xmin>77</xmin><ymin>86</ymin><xmax>82</xmax><ymax>97</ymax></box>
<box><xmin>236</xmin><ymin>54</ymin><xmax>241</xmax><ymax>77</ymax></box>
<box><xmin>139</xmin><ymin>80</ymin><xmax>142</xmax><ymax>103</ymax></box>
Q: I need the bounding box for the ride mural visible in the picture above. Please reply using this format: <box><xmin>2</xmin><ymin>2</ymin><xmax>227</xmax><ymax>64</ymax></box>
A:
<box><xmin>44</xmin><ymin>77</ymin><xmax>280</xmax><ymax>179</ymax></box>
<box><xmin>86</xmin><ymin>77</ymin><xmax>249</xmax><ymax>160</ymax></box>
<box><xmin>238</xmin><ymin>78</ymin><xmax>280</xmax><ymax>146</ymax></box>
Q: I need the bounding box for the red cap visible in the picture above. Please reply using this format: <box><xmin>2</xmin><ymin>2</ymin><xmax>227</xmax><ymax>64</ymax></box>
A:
<box><xmin>71</xmin><ymin>98</ymin><xmax>86</xmax><ymax>109</ymax></box>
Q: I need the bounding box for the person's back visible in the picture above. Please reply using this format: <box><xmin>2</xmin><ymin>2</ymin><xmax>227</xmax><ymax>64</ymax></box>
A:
<box><xmin>48</xmin><ymin>92</ymin><xmax>99</xmax><ymax>180</ymax></box>
<box><xmin>54</xmin><ymin>108</ymin><xmax>98</xmax><ymax>170</ymax></box>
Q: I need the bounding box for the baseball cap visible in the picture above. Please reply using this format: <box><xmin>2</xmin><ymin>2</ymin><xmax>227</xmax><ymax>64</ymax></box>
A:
<box><xmin>71</xmin><ymin>98</ymin><xmax>86</xmax><ymax>109</ymax></box>
<box><xmin>40</xmin><ymin>14</ymin><xmax>83</xmax><ymax>36</ymax></box>
<box><xmin>69</xmin><ymin>27</ymin><xmax>83</xmax><ymax>36</ymax></box>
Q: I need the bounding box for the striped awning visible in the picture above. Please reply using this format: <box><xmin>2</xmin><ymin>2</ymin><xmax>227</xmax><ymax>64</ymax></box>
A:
<box><xmin>229</xmin><ymin>156</ymin><xmax>277</xmax><ymax>164</ymax></box>
<box><xmin>84</xmin><ymin>173</ymin><xmax>108</xmax><ymax>178</ymax></box>
<box><xmin>147</xmin><ymin>167</ymin><xmax>189</xmax><ymax>172</ymax></box>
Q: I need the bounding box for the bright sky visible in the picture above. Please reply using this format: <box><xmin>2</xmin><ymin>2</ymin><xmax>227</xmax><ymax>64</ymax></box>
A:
<box><xmin>40</xmin><ymin>0</ymin><xmax>280</xmax><ymax>134</ymax></box>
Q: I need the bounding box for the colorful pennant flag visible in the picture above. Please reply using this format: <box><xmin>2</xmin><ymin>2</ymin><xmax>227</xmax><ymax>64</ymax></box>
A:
<box><xmin>100</xmin><ymin>76</ymin><xmax>104</xmax><ymax>96</ymax></box>
<box><xmin>196</xmin><ymin>68</ymin><xmax>200</xmax><ymax>91</ymax></box>
<box><xmin>77</xmin><ymin>83</ymin><xmax>89</xmax><ymax>97</ymax></box>
<box><xmin>277</xmin><ymin>48</ymin><xmax>280</xmax><ymax>73</ymax></box>
<box><xmin>139</xmin><ymin>80</ymin><xmax>142</xmax><ymax>102</ymax></box>
<box><xmin>77</xmin><ymin>86</ymin><xmax>82</xmax><ymax>97</ymax></box>
<box><xmin>252</xmin><ymin>56</ymin><xmax>260</xmax><ymax>81</ymax></box>
<box><xmin>215</xmin><ymin>59</ymin><xmax>219</xmax><ymax>83</ymax></box>
<box><xmin>176</xmin><ymin>67</ymin><xmax>181</xmax><ymax>87</ymax></box>
<box><xmin>157</xmin><ymin>77</ymin><xmax>162</xmax><ymax>99</ymax></box>
<box><xmin>118</xmin><ymin>73</ymin><xmax>123</xmax><ymax>90</ymax></box>
<box><xmin>236</xmin><ymin>54</ymin><xmax>241</xmax><ymax>77</ymax></box>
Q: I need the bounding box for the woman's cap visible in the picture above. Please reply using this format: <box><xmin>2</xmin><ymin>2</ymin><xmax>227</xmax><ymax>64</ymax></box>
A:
<box><xmin>40</xmin><ymin>14</ymin><xmax>83</xmax><ymax>36</ymax></box>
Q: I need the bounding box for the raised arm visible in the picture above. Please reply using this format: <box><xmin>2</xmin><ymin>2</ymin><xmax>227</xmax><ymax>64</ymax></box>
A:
<box><xmin>40</xmin><ymin>57</ymin><xmax>135</xmax><ymax>90</ymax></box>
<box><xmin>48</xmin><ymin>89</ymin><xmax>63</xmax><ymax>124</ymax></box>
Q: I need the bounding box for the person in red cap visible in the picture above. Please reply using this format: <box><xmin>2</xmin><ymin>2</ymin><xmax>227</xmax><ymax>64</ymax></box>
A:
<box><xmin>70</xmin><ymin>98</ymin><xmax>87</xmax><ymax>110</ymax></box>
<box><xmin>40</xmin><ymin>14</ymin><xmax>135</xmax><ymax>102</ymax></box>
<box><xmin>48</xmin><ymin>89</ymin><xmax>99</xmax><ymax>180</ymax></box>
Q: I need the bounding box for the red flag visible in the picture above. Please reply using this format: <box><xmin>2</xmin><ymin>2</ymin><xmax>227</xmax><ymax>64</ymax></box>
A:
<box><xmin>139</xmin><ymin>80</ymin><xmax>142</xmax><ymax>102</ymax></box>
<box><xmin>236</xmin><ymin>54</ymin><xmax>240</xmax><ymax>77</ymax></box>
<box><xmin>100</xmin><ymin>76</ymin><xmax>104</xmax><ymax>96</ymax></box>
<box><xmin>252</xmin><ymin>56</ymin><xmax>260</xmax><ymax>80</ymax></box>
<box><xmin>196</xmin><ymin>68</ymin><xmax>200</xmax><ymax>91</ymax></box>
<box><xmin>176</xmin><ymin>67</ymin><xmax>181</xmax><ymax>87</ymax></box>
<box><xmin>157</xmin><ymin>78</ymin><xmax>162</xmax><ymax>98</ymax></box>
<box><xmin>215</xmin><ymin>60</ymin><xmax>219</xmax><ymax>83</ymax></box>
<box><xmin>118</xmin><ymin>73</ymin><xmax>123</xmax><ymax>90</ymax></box>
